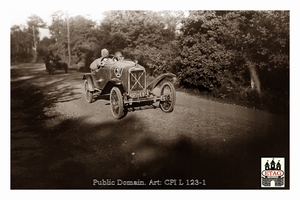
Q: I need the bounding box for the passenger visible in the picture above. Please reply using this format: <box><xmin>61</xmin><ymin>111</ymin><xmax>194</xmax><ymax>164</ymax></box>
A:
<box><xmin>113</xmin><ymin>51</ymin><xmax>124</xmax><ymax>61</ymax></box>
<box><xmin>90</xmin><ymin>48</ymin><xmax>110</xmax><ymax>71</ymax></box>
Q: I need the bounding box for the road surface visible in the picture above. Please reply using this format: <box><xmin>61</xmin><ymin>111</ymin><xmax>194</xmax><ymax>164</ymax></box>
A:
<box><xmin>11</xmin><ymin>63</ymin><xmax>289</xmax><ymax>189</ymax></box>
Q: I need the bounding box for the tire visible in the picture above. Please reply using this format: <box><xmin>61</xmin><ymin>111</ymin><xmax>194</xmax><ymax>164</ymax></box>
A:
<box><xmin>84</xmin><ymin>80</ymin><xmax>93</xmax><ymax>103</ymax></box>
<box><xmin>49</xmin><ymin>66</ymin><xmax>54</xmax><ymax>75</ymax></box>
<box><xmin>110</xmin><ymin>87</ymin><xmax>128</xmax><ymax>119</ymax></box>
<box><xmin>64</xmin><ymin>63</ymin><xmax>68</xmax><ymax>73</ymax></box>
<box><xmin>47</xmin><ymin>65</ymin><xmax>51</xmax><ymax>74</ymax></box>
<box><xmin>159</xmin><ymin>81</ymin><xmax>176</xmax><ymax>113</ymax></box>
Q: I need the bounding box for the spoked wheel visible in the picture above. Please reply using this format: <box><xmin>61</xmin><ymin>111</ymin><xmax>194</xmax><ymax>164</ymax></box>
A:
<box><xmin>159</xmin><ymin>81</ymin><xmax>176</xmax><ymax>113</ymax></box>
<box><xmin>49</xmin><ymin>66</ymin><xmax>54</xmax><ymax>75</ymax></box>
<box><xmin>64</xmin><ymin>63</ymin><xmax>68</xmax><ymax>73</ymax></box>
<box><xmin>48</xmin><ymin>67</ymin><xmax>52</xmax><ymax>74</ymax></box>
<box><xmin>84</xmin><ymin>80</ymin><xmax>93</xmax><ymax>103</ymax></box>
<box><xmin>110</xmin><ymin>87</ymin><xmax>128</xmax><ymax>119</ymax></box>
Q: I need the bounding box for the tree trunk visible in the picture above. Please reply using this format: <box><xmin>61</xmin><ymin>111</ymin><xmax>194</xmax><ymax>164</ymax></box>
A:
<box><xmin>246</xmin><ymin>60</ymin><xmax>261</xmax><ymax>95</ymax></box>
<box><xmin>32</xmin><ymin>26</ymin><xmax>37</xmax><ymax>62</ymax></box>
<box><xmin>67</xmin><ymin>13</ymin><xmax>71</xmax><ymax>68</ymax></box>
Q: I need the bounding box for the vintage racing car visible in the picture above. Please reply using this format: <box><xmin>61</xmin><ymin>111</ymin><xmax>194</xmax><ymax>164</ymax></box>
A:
<box><xmin>82</xmin><ymin>57</ymin><xmax>176</xmax><ymax>119</ymax></box>
<box><xmin>47</xmin><ymin>57</ymin><xmax>68</xmax><ymax>74</ymax></box>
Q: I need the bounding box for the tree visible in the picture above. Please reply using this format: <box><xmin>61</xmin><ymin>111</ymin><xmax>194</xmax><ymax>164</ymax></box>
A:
<box><xmin>48</xmin><ymin>12</ymin><xmax>98</xmax><ymax>68</ymax></box>
<box><xmin>97</xmin><ymin>10</ymin><xmax>184</xmax><ymax>75</ymax></box>
<box><xmin>11</xmin><ymin>25</ymin><xmax>33</xmax><ymax>62</ymax></box>
<box><xmin>37</xmin><ymin>36</ymin><xmax>56</xmax><ymax>58</ymax></box>
<box><xmin>222</xmin><ymin>11</ymin><xmax>289</xmax><ymax>94</ymax></box>
<box><xmin>178</xmin><ymin>11</ymin><xmax>234</xmax><ymax>91</ymax></box>
<box><xmin>26</xmin><ymin>14</ymin><xmax>46</xmax><ymax>62</ymax></box>
<box><xmin>177</xmin><ymin>10</ymin><xmax>289</xmax><ymax>99</ymax></box>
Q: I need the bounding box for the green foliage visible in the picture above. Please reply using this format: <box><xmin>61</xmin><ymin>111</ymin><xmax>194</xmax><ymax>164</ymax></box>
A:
<box><xmin>11</xmin><ymin>14</ymin><xmax>47</xmax><ymax>62</ymax></box>
<box><xmin>178</xmin><ymin>11</ymin><xmax>236</xmax><ymax>91</ymax></box>
<box><xmin>10</xmin><ymin>10</ymin><xmax>289</xmax><ymax>112</ymax></box>
<box><xmin>230</xmin><ymin>11</ymin><xmax>289</xmax><ymax>70</ymax></box>
<box><xmin>177</xmin><ymin>11</ymin><xmax>289</xmax><ymax>95</ymax></box>
<box><xmin>10</xmin><ymin>28</ymin><xmax>32</xmax><ymax>62</ymax></box>
<box><xmin>96</xmin><ymin>10</ymin><xmax>184</xmax><ymax>75</ymax></box>
<box><xmin>47</xmin><ymin>12</ymin><xmax>99</xmax><ymax>68</ymax></box>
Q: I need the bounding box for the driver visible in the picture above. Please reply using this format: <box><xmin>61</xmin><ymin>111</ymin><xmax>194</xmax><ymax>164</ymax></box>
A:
<box><xmin>89</xmin><ymin>48</ymin><xmax>111</xmax><ymax>86</ymax></box>
<box><xmin>44</xmin><ymin>50</ymin><xmax>55</xmax><ymax>71</ymax></box>
<box><xmin>90</xmin><ymin>48</ymin><xmax>110</xmax><ymax>71</ymax></box>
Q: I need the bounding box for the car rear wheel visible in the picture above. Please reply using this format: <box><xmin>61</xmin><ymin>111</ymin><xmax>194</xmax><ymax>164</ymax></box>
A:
<box><xmin>84</xmin><ymin>80</ymin><xmax>93</xmax><ymax>103</ymax></box>
<box><xmin>50</xmin><ymin>66</ymin><xmax>55</xmax><ymax>75</ymax></box>
<box><xmin>159</xmin><ymin>81</ymin><xmax>176</xmax><ymax>113</ymax></box>
<box><xmin>110</xmin><ymin>87</ymin><xmax>127</xmax><ymax>119</ymax></box>
<box><xmin>63</xmin><ymin>63</ymin><xmax>68</xmax><ymax>73</ymax></box>
<box><xmin>48</xmin><ymin>66</ymin><xmax>53</xmax><ymax>74</ymax></box>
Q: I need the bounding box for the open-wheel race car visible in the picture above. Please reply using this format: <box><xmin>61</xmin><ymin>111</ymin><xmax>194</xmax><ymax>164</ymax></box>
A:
<box><xmin>82</xmin><ymin>57</ymin><xmax>176</xmax><ymax>119</ymax></box>
<box><xmin>47</xmin><ymin>57</ymin><xmax>68</xmax><ymax>75</ymax></box>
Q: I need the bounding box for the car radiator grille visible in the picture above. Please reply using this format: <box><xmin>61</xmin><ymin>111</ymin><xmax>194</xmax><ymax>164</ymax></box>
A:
<box><xmin>129</xmin><ymin>70</ymin><xmax>146</xmax><ymax>92</ymax></box>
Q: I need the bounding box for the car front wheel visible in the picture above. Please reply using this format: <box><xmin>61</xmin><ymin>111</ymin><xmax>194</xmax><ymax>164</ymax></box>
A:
<box><xmin>110</xmin><ymin>87</ymin><xmax>127</xmax><ymax>119</ymax></box>
<box><xmin>159</xmin><ymin>81</ymin><xmax>176</xmax><ymax>113</ymax></box>
<box><xmin>84</xmin><ymin>80</ymin><xmax>93</xmax><ymax>103</ymax></box>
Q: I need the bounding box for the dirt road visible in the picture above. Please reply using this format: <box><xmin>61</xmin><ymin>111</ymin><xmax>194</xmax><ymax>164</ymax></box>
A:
<box><xmin>11</xmin><ymin>63</ymin><xmax>289</xmax><ymax>189</ymax></box>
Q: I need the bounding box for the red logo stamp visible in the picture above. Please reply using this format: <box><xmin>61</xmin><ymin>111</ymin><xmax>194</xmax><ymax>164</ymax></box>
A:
<box><xmin>261</xmin><ymin>157</ymin><xmax>285</xmax><ymax>187</ymax></box>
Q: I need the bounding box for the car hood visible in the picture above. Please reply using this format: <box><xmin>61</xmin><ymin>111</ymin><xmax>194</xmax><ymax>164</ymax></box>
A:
<box><xmin>104</xmin><ymin>60</ymin><xmax>145</xmax><ymax>71</ymax></box>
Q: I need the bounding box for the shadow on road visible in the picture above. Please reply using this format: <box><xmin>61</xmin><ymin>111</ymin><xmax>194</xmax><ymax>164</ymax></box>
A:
<box><xmin>11</xmin><ymin>64</ymin><xmax>289</xmax><ymax>189</ymax></box>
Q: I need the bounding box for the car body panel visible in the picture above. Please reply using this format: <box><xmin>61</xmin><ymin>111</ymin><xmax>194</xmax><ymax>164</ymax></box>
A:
<box><xmin>84</xmin><ymin>59</ymin><xmax>146</xmax><ymax>93</ymax></box>
<box><xmin>83</xmin><ymin>73</ymin><xmax>96</xmax><ymax>91</ymax></box>
<box><xmin>147</xmin><ymin>73</ymin><xmax>177</xmax><ymax>91</ymax></box>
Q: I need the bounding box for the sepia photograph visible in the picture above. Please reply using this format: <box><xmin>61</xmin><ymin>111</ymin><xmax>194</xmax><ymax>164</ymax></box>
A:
<box><xmin>5</xmin><ymin>0</ymin><xmax>300</xmax><ymax>199</ymax></box>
